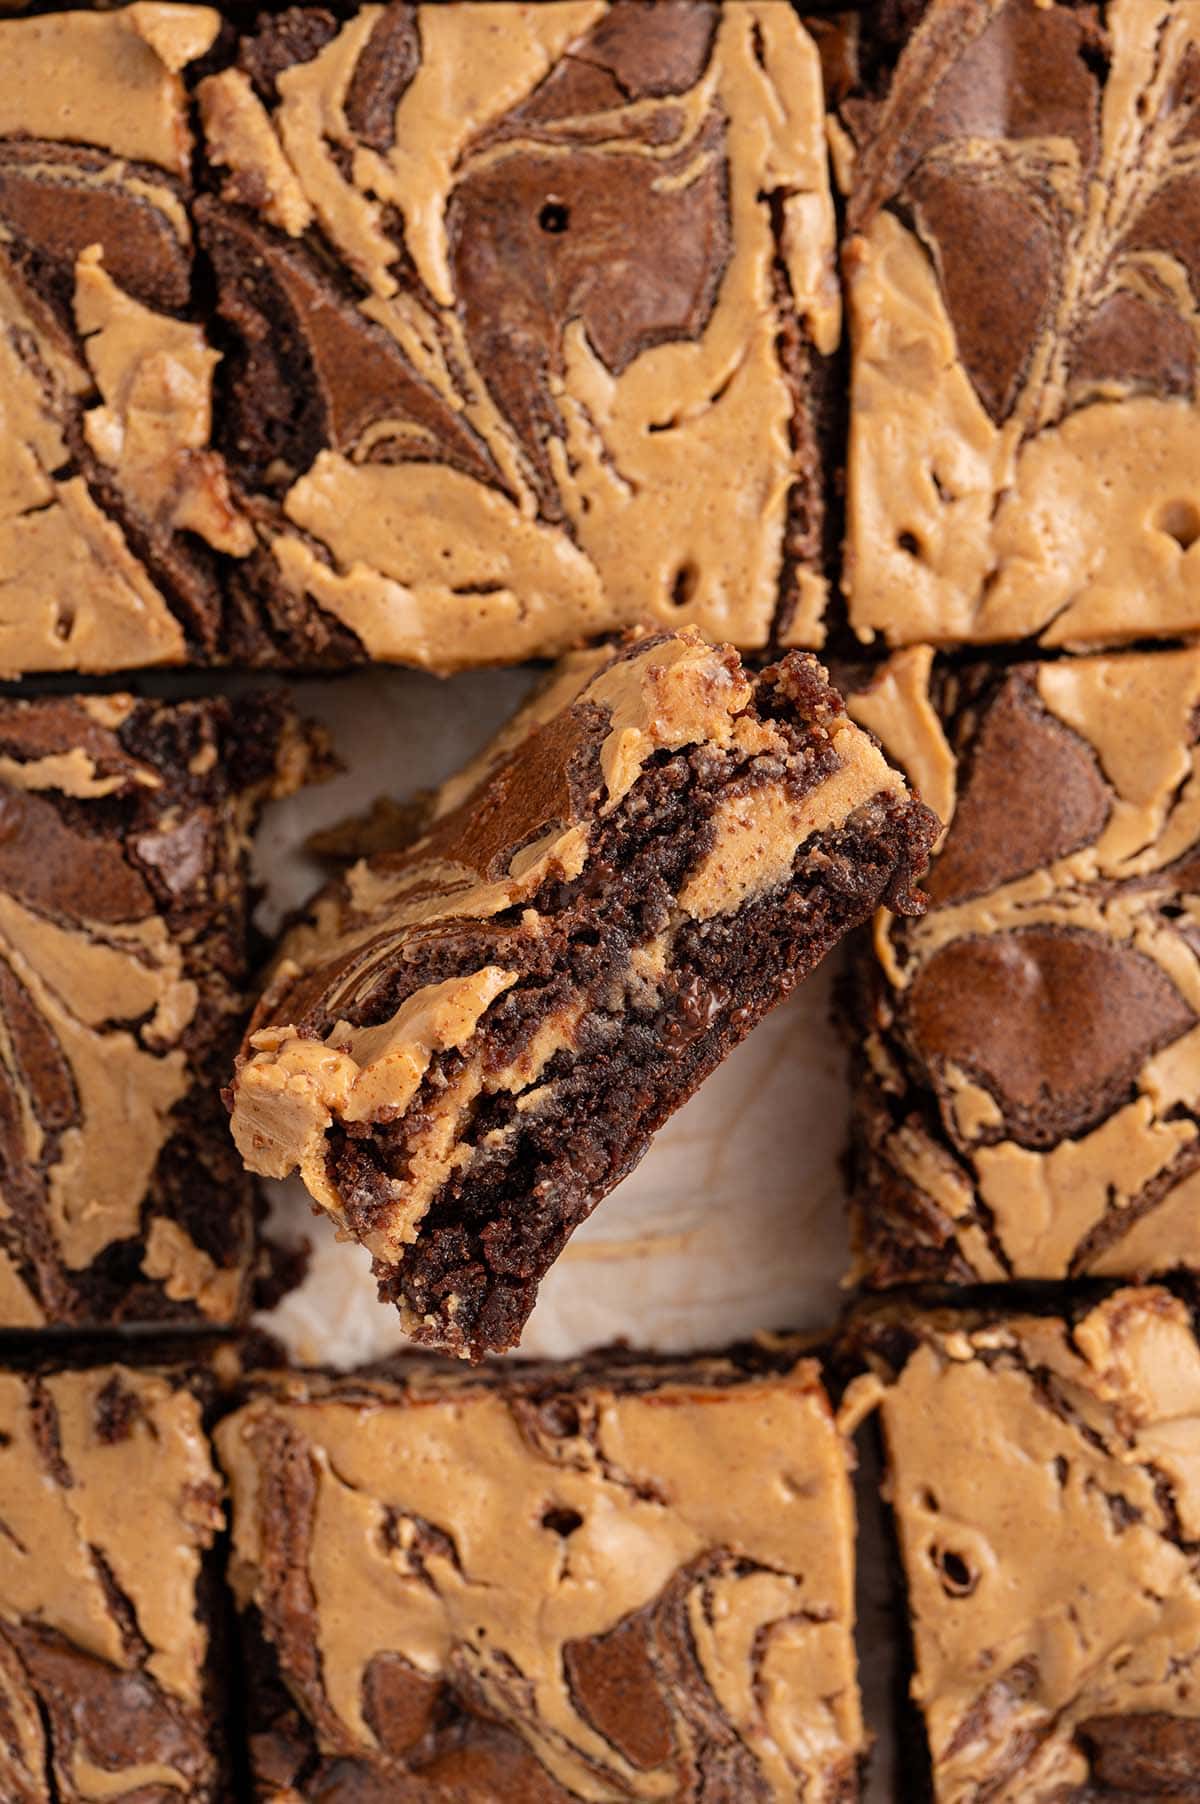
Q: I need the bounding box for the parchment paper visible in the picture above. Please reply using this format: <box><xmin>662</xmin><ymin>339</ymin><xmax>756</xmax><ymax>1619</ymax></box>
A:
<box><xmin>248</xmin><ymin>664</ymin><xmax>900</xmax><ymax>1798</ymax></box>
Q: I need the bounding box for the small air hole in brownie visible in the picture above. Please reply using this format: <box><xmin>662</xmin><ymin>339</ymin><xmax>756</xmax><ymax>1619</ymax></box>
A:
<box><xmin>541</xmin><ymin>1506</ymin><xmax>584</xmax><ymax>1538</ymax></box>
<box><xmin>538</xmin><ymin>200</ymin><xmax>569</xmax><ymax>233</ymax></box>
<box><xmin>932</xmin><ymin>1547</ymin><xmax>976</xmax><ymax>1595</ymax></box>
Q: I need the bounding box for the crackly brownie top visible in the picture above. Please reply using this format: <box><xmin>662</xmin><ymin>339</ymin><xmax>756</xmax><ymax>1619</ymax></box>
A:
<box><xmin>218</xmin><ymin>1350</ymin><xmax>863</xmax><ymax>1801</ymax></box>
<box><xmin>0</xmin><ymin>1361</ymin><xmax>225</xmax><ymax>1802</ymax></box>
<box><xmin>0</xmin><ymin>0</ymin><xmax>837</xmax><ymax>672</ymax></box>
<box><xmin>0</xmin><ymin>690</ymin><xmax>316</xmax><ymax>1328</ymax></box>
<box><xmin>843</xmin><ymin>0</ymin><xmax>1200</xmax><ymax>648</ymax></box>
<box><xmin>229</xmin><ymin>630</ymin><xmax>909</xmax><ymax>1256</ymax></box>
<box><xmin>849</xmin><ymin>644</ymin><xmax>1200</xmax><ymax>1282</ymax></box>
<box><xmin>863</xmin><ymin>1287</ymin><xmax>1200</xmax><ymax>1802</ymax></box>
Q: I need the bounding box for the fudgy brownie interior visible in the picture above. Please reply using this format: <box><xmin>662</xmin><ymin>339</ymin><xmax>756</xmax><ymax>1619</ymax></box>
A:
<box><xmin>232</xmin><ymin>631</ymin><xmax>936</xmax><ymax>1356</ymax></box>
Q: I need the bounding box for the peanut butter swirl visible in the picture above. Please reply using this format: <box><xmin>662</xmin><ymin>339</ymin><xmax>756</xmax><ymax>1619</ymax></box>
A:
<box><xmin>0</xmin><ymin>0</ymin><xmax>837</xmax><ymax>672</ymax></box>
<box><xmin>844</xmin><ymin>0</ymin><xmax>1200</xmax><ymax>649</ymax></box>
<box><xmin>863</xmin><ymin>1289</ymin><xmax>1200</xmax><ymax>1803</ymax></box>
<box><xmin>0</xmin><ymin>1362</ymin><xmax>225</xmax><ymax>1803</ymax></box>
<box><xmin>217</xmin><ymin>1349</ymin><xmax>864</xmax><ymax>1802</ymax></box>
<box><xmin>847</xmin><ymin>644</ymin><xmax>1200</xmax><ymax>1286</ymax></box>
<box><xmin>230</xmin><ymin>629</ymin><xmax>933</xmax><ymax>1356</ymax></box>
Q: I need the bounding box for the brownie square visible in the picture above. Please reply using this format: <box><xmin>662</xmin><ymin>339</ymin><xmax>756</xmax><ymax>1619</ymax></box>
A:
<box><xmin>860</xmin><ymin>1287</ymin><xmax>1200</xmax><ymax>1801</ymax></box>
<box><xmin>217</xmin><ymin>1344</ymin><xmax>865</xmax><ymax>1802</ymax></box>
<box><xmin>845</xmin><ymin>644</ymin><xmax>1200</xmax><ymax>1288</ymax></box>
<box><xmin>0</xmin><ymin>1358</ymin><xmax>228</xmax><ymax>1802</ymax></box>
<box><xmin>842</xmin><ymin>0</ymin><xmax>1200</xmax><ymax>649</ymax></box>
<box><xmin>0</xmin><ymin>0</ymin><xmax>838</xmax><ymax>673</ymax></box>
<box><xmin>0</xmin><ymin>690</ymin><xmax>322</xmax><ymax>1327</ymax></box>
<box><xmin>230</xmin><ymin>629</ymin><xmax>936</xmax><ymax>1356</ymax></box>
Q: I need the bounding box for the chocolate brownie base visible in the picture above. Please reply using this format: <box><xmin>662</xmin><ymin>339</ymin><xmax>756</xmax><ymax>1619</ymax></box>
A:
<box><xmin>0</xmin><ymin>0</ymin><xmax>840</xmax><ymax>672</ymax></box>
<box><xmin>0</xmin><ymin>689</ymin><xmax>323</xmax><ymax>1327</ymax></box>
<box><xmin>231</xmin><ymin>631</ymin><xmax>936</xmax><ymax>1356</ymax></box>
<box><xmin>0</xmin><ymin>1358</ymin><xmax>229</xmax><ymax>1802</ymax></box>
<box><xmin>842</xmin><ymin>0</ymin><xmax>1200</xmax><ymax>649</ymax></box>
<box><xmin>848</xmin><ymin>1287</ymin><xmax>1200</xmax><ymax>1802</ymax></box>
<box><xmin>218</xmin><ymin>1342</ymin><xmax>864</xmax><ymax>1802</ymax></box>
<box><xmin>843</xmin><ymin>644</ymin><xmax>1200</xmax><ymax>1290</ymax></box>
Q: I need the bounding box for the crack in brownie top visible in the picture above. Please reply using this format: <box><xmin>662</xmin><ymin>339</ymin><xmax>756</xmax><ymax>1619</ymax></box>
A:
<box><xmin>860</xmin><ymin>1288</ymin><xmax>1200</xmax><ymax>1802</ymax></box>
<box><xmin>0</xmin><ymin>1362</ymin><xmax>224</xmax><ymax>1802</ymax></box>
<box><xmin>847</xmin><ymin>644</ymin><xmax>1200</xmax><ymax>1286</ymax></box>
<box><xmin>0</xmin><ymin>0</ymin><xmax>839</xmax><ymax>673</ymax></box>
<box><xmin>843</xmin><ymin>0</ymin><xmax>1200</xmax><ymax>649</ymax></box>
<box><xmin>218</xmin><ymin>1352</ymin><xmax>863</xmax><ymax>1801</ymax></box>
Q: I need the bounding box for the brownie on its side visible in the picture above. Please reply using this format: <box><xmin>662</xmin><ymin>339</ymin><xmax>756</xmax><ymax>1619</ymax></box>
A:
<box><xmin>218</xmin><ymin>1344</ymin><xmax>864</xmax><ymax>1802</ymax></box>
<box><xmin>0</xmin><ymin>691</ymin><xmax>322</xmax><ymax>1328</ymax></box>
<box><xmin>844</xmin><ymin>644</ymin><xmax>1200</xmax><ymax>1289</ymax></box>
<box><xmin>230</xmin><ymin>630</ymin><xmax>936</xmax><ymax>1357</ymax></box>
<box><xmin>842</xmin><ymin>0</ymin><xmax>1200</xmax><ymax>649</ymax></box>
<box><xmin>0</xmin><ymin>1360</ymin><xmax>227</xmax><ymax>1802</ymax></box>
<box><xmin>855</xmin><ymin>1287</ymin><xmax>1200</xmax><ymax>1802</ymax></box>
<box><xmin>0</xmin><ymin>0</ymin><xmax>839</xmax><ymax>673</ymax></box>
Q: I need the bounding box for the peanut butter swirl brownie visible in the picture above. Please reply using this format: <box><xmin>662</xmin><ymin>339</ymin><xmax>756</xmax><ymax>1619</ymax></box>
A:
<box><xmin>845</xmin><ymin>645</ymin><xmax>1200</xmax><ymax>1289</ymax></box>
<box><xmin>0</xmin><ymin>0</ymin><xmax>838</xmax><ymax>672</ymax></box>
<box><xmin>218</xmin><ymin>1344</ymin><xmax>864</xmax><ymax>1802</ymax></box>
<box><xmin>0</xmin><ymin>1360</ymin><xmax>227</xmax><ymax>1803</ymax></box>
<box><xmin>0</xmin><ymin>690</ymin><xmax>322</xmax><ymax>1328</ymax></box>
<box><xmin>230</xmin><ymin>630</ymin><xmax>936</xmax><ymax>1356</ymax></box>
<box><xmin>851</xmin><ymin>1287</ymin><xmax>1200</xmax><ymax>1802</ymax></box>
<box><xmin>843</xmin><ymin>0</ymin><xmax>1200</xmax><ymax>649</ymax></box>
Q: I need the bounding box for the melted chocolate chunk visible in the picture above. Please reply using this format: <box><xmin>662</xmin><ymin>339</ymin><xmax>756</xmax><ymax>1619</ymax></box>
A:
<box><xmin>343</xmin><ymin>1</ymin><xmax>419</xmax><ymax>151</ymax></box>
<box><xmin>564</xmin><ymin>1613</ymin><xmax>675</xmax><ymax>1769</ymax></box>
<box><xmin>198</xmin><ymin>199</ymin><xmax>500</xmax><ymax>491</ymax></box>
<box><xmin>909</xmin><ymin>160</ymin><xmax>1059</xmax><ymax>423</ymax></box>
<box><xmin>237</xmin><ymin>5</ymin><xmax>340</xmax><ymax>104</ymax></box>
<box><xmin>448</xmin><ymin>111</ymin><xmax>730</xmax><ymax>516</ymax></box>
<box><xmin>1078</xmin><ymin>1712</ymin><xmax>1200</xmax><ymax>1794</ymax></box>
<box><xmin>1070</xmin><ymin>289</ymin><xmax>1198</xmax><ymax>400</ymax></box>
<box><xmin>929</xmin><ymin>671</ymin><xmax>1110</xmax><ymax>908</ymax></box>
<box><xmin>905</xmin><ymin>927</ymin><xmax>1196</xmax><ymax>1147</ymax></box>
<box><xmin>487</xmin><ymin>0</ymin><xmax>720</xmax><ymax>139</ymax></box>
<box><xmin>0</xmin><ymin>143</ymin><xmax>191</xmax><ymax>315</ymax></box>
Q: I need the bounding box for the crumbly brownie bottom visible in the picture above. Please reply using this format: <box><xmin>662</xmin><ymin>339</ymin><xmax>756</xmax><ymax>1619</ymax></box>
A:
<box><xmin>360</xmin><ymin>794</ymin><xmax>931</xmax><ymax>1356</ymax></box>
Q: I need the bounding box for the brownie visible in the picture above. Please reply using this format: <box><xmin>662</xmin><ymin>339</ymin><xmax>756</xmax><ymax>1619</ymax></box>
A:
<box><xmin>844</xmin><ymin>644</ymin><xmax>1200</xmax><ymax>1289</ymax></box>
<box><xmin>0</xmin><ymin>1358</ymin><xmax>228</xmax><ymax>1801</ymax></box>
<box><xmin>0</xmin><ymin>689</ymin><xmax>323</xmax><ymax>1327</ymax></box>
<box><xmin>217</xmin><ymin>1342</ymin><xmax>865</xmax><ymax>1802</ymax></box>
<box><xmin>853</xmin><ymin>1286</ymin><xmax>1200</xmax><ymax>1802</ymax></box>
<box><xmin>0</xmin><ymin>0</ymin><xmax>839</xmax><ymax>673</ymax></box>
<box><xmin>229</xmin><ymin>629</ymin><xmax>936</xmax><ymax>1356</ymax></box>
<box><xmin>841</xmin><ymin>0</ymin><xmax>1200</xmax><ymax>649</ymax></box>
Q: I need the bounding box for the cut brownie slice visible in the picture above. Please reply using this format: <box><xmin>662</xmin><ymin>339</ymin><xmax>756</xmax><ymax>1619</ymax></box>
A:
<box><xmin>855</xmin><ymin>1287</ymin><xmax>1200</xmax><ymax>1802</ymax></box>
<box><xmin>217</xmin><ymin>1343</ymin><xmax>864</xmax><ymax>1802</ymax></box>
<box><xmin>230</xmin><ymin>629</ymin><xmax>936</xmax><ymax>1355</ymax></box>
<box><xmin>844</xmin><ymin>644</ymin><xmax>1200</xmax><ymax>1289</ymax></box>
<box><xmin>0</xmin><ymin>0</ymin><xmax>839</xmax><ymax>673</ymax></box>
<box><xmin>0</xmin><ymin>1358</ymin><xmax>227</xmax><ymax>1802</ymax></box>
<box><xmin>0</xmin><ymin>4</ymin><xmax>238</xmax><ymax>674</ymax></box>
<box><xmin>842</xmin><ymin>0</ymin><xmax>1200</xmax><ymax>649</ymax></box>
<box><xmin>0</xmin><ymin>690</ymin><xmax>324</xmax><ymax>1328</ymax></box>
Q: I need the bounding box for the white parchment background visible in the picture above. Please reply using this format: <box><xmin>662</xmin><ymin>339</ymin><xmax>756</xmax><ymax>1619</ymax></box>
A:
<box><xmin>248</xmin><ymin>665</ymin><xmax>900</xmax><ymax>1798</ymax></box>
